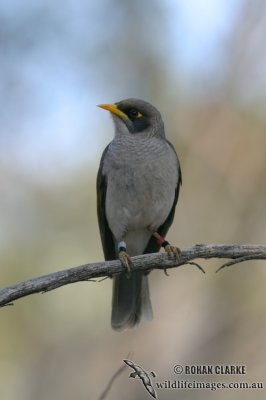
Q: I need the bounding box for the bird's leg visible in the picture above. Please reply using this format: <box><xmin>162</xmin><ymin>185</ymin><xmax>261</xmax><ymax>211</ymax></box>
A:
<box><xmin>118</xmin><ymin>241</ymin><xmax>132</xmax><ymax>278</ymax></box>
<box><xmin>150</xmin><ymin>230</ymin><xmax>181</xmax><ymax>257</ymax></box>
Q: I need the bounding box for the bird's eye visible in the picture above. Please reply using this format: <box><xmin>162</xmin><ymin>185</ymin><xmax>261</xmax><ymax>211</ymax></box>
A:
<box><xmin>129</xmin><ymin>109</ymin><xmax>142</xmax><ymax>119</ymax></box>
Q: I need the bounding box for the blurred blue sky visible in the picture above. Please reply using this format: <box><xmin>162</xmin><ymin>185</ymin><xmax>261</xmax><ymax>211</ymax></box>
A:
<box><xmin>0</xmin><ymin>0</ymin><xmax>245</xmax><ymax>179</ymax></box>
<box><xmin>169</xmin><ymin>0</ymin><xmax>240</xmax><ymax>72</ymax></box>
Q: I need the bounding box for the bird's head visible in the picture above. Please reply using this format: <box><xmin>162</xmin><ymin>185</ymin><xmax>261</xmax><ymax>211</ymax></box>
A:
<box><xmin>98</xmin><ymin>98</ymin><xmax>165</xmax><ymax>139</ymax></box>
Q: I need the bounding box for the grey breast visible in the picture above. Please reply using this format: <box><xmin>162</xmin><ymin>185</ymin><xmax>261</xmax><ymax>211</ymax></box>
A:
<box><xmin>102</xmin><ymin>135</ymin><xmax>179</xmax><ymax>246</ymax></box>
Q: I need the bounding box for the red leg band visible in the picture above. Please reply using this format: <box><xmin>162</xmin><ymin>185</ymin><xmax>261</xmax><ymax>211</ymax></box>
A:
<box><xmin>156</xmin><ymin>235</ymin><xmax>165</xmax><ymax>247</ymax></box>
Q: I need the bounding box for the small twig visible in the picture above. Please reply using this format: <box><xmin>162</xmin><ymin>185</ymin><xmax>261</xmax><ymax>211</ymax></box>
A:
<box><xmin>187</xmin><ymin>261</ymin><xmax>206</xmax><ymax>274</ymax></box>
<box><xmin>98</xmin><ymin>276</ymin><xmax>109</xmax><ymax>283</ymax></box>
<box><xmin>97</xmin><ymin>363</ymin><xmax>127</xmax><ymax>400</ymax></box>
<box><xmin>216</xmin><ymin>254</ymin><xmax>262</xmax><ymax>273</ymax></box>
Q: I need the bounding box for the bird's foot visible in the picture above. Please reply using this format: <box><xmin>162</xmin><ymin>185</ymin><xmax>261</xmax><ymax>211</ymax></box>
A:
<box><xmin>164</xmin><ymin>244</ymin><xmax>181</xmax><ymax>258</ymax></box>
<box><xmin>150</xmin><ymin>230</ymin><xmax>181</xmax><ymax>258</ymax></box>
<box><xmin>118</xmin><ymin>250</ymin><xmax>133</xmax><ymax>278</ymax></box>
<box><xmin>163</xmin><ymin>243</ymin><xmax>181</xmax><ymax>276</ymax></box>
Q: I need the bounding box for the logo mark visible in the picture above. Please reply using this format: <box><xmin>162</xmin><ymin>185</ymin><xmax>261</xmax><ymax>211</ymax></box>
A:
<box><xmin>123</xmin><ymin>359</ymin><xmax>157</xmax><ymax>399</ymax></box>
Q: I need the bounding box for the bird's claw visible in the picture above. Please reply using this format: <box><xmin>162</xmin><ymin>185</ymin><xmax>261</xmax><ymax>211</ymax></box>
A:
<box><xmin>164</xmin><ymin>244</ymin><xmax>181</xmax><ymax>258</ymax></box>
<box><xmin>118</xmin><ymin>250</ymin><xmax>133</xmax><ymax>278</ymax></box>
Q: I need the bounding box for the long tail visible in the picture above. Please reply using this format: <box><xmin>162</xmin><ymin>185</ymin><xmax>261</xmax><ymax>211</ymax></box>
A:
<box><xmin>111</xmin><ymin>272</ymin><xmax>153</xmax><ymax>331</ymax></box>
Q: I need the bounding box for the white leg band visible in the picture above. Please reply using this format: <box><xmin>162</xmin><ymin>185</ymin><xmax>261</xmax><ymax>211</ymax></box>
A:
<box><xmin>118</xmin><ymin>241</ymin><xmax>126</xmax><ymax>251</ymax></box>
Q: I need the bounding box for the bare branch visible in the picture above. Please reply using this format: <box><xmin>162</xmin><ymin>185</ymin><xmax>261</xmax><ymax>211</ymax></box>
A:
<box><xmin>97</xmin><ymin>363</ymin><xmax>127</xmax><ymax>400</ymax></box>
<box><xmin>0</xmin><ymin>244</ymin><xmax>265</xmax><ymax>308</ymax></box>
<box><xmin>215</xmin><ymin>254</ymin><xmax>264</xmax><ymax>273</ymax></box>
<box><xmin>187</xmin><ymin>261</ymin><xmax>206</xmax><ymax>274</ymax></box>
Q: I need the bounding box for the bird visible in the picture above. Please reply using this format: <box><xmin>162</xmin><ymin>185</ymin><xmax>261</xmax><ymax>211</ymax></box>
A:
<box><xmin>97</xmin><ymin>98</ymin><xmax>182</xmax><ymax>331</ymax></box>
<box><xmin>123</xmin><ymin>359</ymin><xmax>157</xmax><ymax>399</ymax></box>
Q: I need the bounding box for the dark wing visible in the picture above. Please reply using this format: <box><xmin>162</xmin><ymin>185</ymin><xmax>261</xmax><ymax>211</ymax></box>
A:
<box><xmin>145</xmin><ymin>384</ymin><xmax>157</xmax><ymax>399</ymax></box>
<box><xmin>123</xmin><ymin>359</ymin><xmax>139</xmax><ymax>372</ymax></box>
<box><xmin>123</xmin><ymin>359</ymin><xmax>145</xmax><ymax>373</ymax></box>
<box><xmin>97</xmin><ymin>144</ymin><xmax>116</xmax><ymax>261</ymax></box>
<box><xmin>143</xmin><ymin>140</ymin><xmax>182</xmax><ymax>254</ymax></box>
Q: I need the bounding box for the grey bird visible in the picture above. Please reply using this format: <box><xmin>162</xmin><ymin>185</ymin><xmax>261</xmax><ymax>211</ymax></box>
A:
<box><xmin>97</xmin><ymin>98</ymin><xmax>182</xmax><ymax>331</ymax></box>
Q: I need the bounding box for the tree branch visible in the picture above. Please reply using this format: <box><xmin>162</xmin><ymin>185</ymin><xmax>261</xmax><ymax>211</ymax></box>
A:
<box><xmin>0</xmin><ymin>244</ymin><xmax>265</xmax><ymax>308</ymax></box>
<box><xmin>97</xmin><ymin>363</ymin><xmax>127</xmax><ymax>400</ymax></box>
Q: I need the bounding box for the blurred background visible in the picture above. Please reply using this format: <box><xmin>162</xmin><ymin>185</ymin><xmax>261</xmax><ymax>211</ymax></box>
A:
<box><xmin>0</xmin><ymin>0</ymin><xmax>266</xmax><ymax>399</ymax></box>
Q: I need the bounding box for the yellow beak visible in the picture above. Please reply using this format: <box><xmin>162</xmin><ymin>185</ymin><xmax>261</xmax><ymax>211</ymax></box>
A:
<box><xmin>97</xmin><ymin>103</ymin><xmax>129</xmax><ymax>120</ymax></box>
